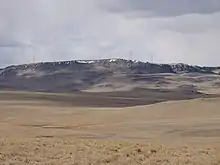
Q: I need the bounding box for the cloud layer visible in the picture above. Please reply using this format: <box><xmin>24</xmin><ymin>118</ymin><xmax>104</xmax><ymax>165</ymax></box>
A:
<box><xmin>0</xmin><ymin>0</ymin><xmax>220</xmax><ymax>67</ymax></box>
<box><xmin>102</xmin><ymin>0</ymin><xmax>220</xmax><ymax>16</ymax></box>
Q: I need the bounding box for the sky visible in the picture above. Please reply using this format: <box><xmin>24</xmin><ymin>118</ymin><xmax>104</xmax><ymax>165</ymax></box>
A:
<box><xmin>0</xmin><ymin>0</ymin><xmax>220</xmax><ymax>67</ymax></box>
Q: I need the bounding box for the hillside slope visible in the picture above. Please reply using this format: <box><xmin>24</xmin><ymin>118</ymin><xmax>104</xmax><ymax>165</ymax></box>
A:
<box><xmin>0</xmin><ymin>59</ymin><xmax>220</xmax><ymax>93</ymax></box>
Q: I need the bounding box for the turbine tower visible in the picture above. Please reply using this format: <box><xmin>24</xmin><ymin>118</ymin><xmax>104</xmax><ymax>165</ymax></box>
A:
<box><xmin>150</xmin><ymin>53</ymin><xmax>154</xmax><ymax>64</ymax></box>
<box><xmin>128</xmin><ymin>50</ymin><xmax>133</xmax><ymax>61</ymax></box>
<box><xmin>32</xmin><ymin>46</ymin><xmax>36</xmax><ymax>64</ymax></box>
<box><xmin>33</xmin><ymin>53</ymin><xmax>35</xmax><ymax>64</ymax></box>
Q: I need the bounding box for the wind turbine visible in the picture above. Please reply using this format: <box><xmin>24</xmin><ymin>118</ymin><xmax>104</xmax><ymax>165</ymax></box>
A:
<box><xmin>31</xmin><ymin>45</ymin><xmax>36</xmax><ymax>64</ymax></box>
<box><xmin>25</xmin><ymin>41</ymin><xmax>36</xmax><ymax>64</ymax></box>
<box><xmin>128</xmin><ymin>50</ymin><xmax>133</xmax><ymax>61</ymax></box>
<box><xmin>33</xmin><ymin>52</ymin><xmax>35</xmax><ymax>64</ymax></box>
<box><xmin>150</xmin><ymin>53</ymin><xmax>154</xmax><ymax>64</ymax></box>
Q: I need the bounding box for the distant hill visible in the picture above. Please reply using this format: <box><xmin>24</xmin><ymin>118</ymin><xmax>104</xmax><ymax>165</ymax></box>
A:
<box><xmin>0</xmin><ymin>59</ymin><xmax>219</xmax><ymax>93</ymax></box>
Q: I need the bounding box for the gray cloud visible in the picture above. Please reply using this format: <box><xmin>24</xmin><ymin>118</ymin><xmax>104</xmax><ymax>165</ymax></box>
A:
<box><xmin>102</xmin><ymin>0</ymin><xmax>220</xmax><ymax>17</ymax></box>
<box><xmin>0</xmin><ymin>0</ymin><xmax>220</xmax><ymax>67</ymax></box>
<box><xmin>0</xmin><ymin>38</ymin><xmax>33</xmax><ymax>48</ymax></box>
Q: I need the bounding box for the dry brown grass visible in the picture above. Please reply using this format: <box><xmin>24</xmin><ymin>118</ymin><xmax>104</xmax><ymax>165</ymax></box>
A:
<box><xmin>1</xmin><ymin>92</ymin><xmax>220</xmax><ymax>164</ymax></box>
<box><xmin>0</xmin><ymin>138</ymin><xmax>220</xmax><ymax>165</ymax></box>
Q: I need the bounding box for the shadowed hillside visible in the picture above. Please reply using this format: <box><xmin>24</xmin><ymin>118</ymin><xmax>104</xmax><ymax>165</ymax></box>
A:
<box><xmin>0</xmin><ymin>59</ymin><xmax>220</xmax><ymax>93</ymax></box>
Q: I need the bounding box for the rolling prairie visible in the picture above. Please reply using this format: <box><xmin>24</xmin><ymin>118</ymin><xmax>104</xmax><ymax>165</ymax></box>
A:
<box><xmin>0</xmin><ymin>91</ymin><xmax>220</xmax><ymax>164</ymax></box>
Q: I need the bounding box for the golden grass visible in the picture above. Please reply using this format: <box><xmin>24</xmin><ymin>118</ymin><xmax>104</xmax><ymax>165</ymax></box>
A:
<box><xmin>0</xmin><ymin>138</ymin><xmax>220</xmax><ymax>165</ymax></box>
<box><xmin>1</xmin><ymin>94</ymin><xmax>220</xmax><ymax>164</ymax></box>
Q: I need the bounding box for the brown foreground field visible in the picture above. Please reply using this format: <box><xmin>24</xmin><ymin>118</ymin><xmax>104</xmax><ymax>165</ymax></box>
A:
<box><xmin>1</xmin><ymin>138</ymin><xmax>220</xmax><ymax>165</ymax></box>
<box><xmin>0</xmin><ymin>91</ymin><xmax>220</xmax><ymax>164</ymax></box>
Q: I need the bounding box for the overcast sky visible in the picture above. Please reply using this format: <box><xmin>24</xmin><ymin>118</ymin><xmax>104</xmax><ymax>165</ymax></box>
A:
<box><xmin>0</xmin><ymin>0</ymin><xmax>220</xmax><ymax>67</ymax></box>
